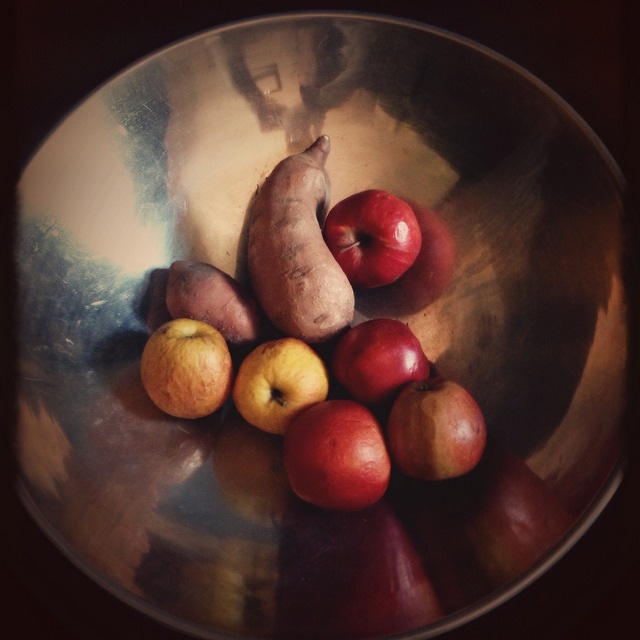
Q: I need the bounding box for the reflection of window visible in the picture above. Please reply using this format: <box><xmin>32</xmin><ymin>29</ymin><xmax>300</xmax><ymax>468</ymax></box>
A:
<box><xmin>252</xmin><ymin>63</ymin><xmax>282</xmax><ymax>94</ymax></box>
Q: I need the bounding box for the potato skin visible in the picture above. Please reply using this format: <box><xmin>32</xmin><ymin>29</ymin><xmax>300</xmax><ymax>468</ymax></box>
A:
<box><xmin>247</xmin><ymin>135</ymin><xmax>355</xmax><ymax>343</ymax></box>
<box><xmin>166</xmin><ymin>260</ymin><xmax>261</xmax><ymax>346</ymax></box>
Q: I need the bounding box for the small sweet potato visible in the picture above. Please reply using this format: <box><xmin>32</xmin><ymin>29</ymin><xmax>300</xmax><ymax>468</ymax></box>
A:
<box><xmin>142</xmin><ymin>267</ymin><xmax>172</xmax><ymax>333</ymax></box>
<box><xmin>166</xmin><ymin>260</ymin><xmax>261</xmax><ymax>346</ymax></box>
<box><xmin>247</xmin><ymin>135</ymin><xmax>355</xmax><ymax>343</ymax></box>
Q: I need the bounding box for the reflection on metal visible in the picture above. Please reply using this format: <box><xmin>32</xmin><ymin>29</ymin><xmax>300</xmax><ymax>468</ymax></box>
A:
<box><xmin>14</xmin><ymin>13</ymin><xmax>629</xmax><ymax>640</ymax></box>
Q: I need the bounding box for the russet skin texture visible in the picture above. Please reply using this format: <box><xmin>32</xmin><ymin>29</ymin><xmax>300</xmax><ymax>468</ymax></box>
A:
<box><xmin>387</xmin><ymin>378</ymin><xmax>487</xmax><ymax>480</ymax></box>
<box><xmin>166</xmin><ymin>259</ymin><xmax>261</xmax><ymax>346</ymax></box>
<box><xmin>140</xmin><ymin>318</ymin><xmax>233</xmax><ymax>419</ymax></box>
<box><xmin>232</xmin><ymin>337</ymin><xmax>330</xmax><ymax>435</ymax></box>
<box><xmin>247</xmin><ymin>135</ymin><xmax>355</xmax><ymax>343</ymax></box>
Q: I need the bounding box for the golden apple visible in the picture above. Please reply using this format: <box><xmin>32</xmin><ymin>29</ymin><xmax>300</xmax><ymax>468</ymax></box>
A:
<box><xmin>232</xmin><ymin>337</ymin><xmax>329</xmax><ymax>434</ymax></box>
<box><xmin>140</xmin><ymin>318</ymin><xmax>233</xmax><ymax>418</ymax></box>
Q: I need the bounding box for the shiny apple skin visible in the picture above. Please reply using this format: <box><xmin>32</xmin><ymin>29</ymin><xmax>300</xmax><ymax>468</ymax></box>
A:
<box><xmin>331</xmin><ymin>318</ymin><xmax>430</xmax><ymax>406</ymax></box>
<box><xmin>387</xmin><ymin>378</ymin><xmax>487</xmax><ymax>480</ymax></box>
<box><xmin>283</xmin><ymin>399</ymin><xmax>391</xmax><ymax>511</ymax></box>
<box><xmin>354</xmin><ymin>202</ymin><xmax>457</xmax><ymax>317</ymax></box>
<box><xmin>323</xmin><ymin>189</ymin><xmax>422</xmax><ymax>288</ymax></box>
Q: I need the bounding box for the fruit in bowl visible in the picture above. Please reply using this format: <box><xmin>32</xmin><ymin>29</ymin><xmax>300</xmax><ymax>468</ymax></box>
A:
<box><xmin>165</xmin><ymin>259</ymin><xmax>261</xmax><ymax>346</ymax></box>
<box><xmin>387</xmin><ymin>378</ymin><xmax>487</xmax><ymax>480</ymax></box>
<box><xmin>15</xmin><ymin>12</ymin><xmax>630</xmax><ymax>640</ymax></box>
<box><xmin>354</xmin><ymin>201</ymin><xmax>458</xmax><ymax>316</ymax></box>
<box><xmin>323</xmin><ymin>189</ymin><xmax>423</xmax><ymax>288</ymax></box>
<box><xmin>232</xmin><ymin>337</ymin><xmax>330</xmax><ymax>435</ymax></box>
<box><xmin>140</xmin><ymin>318</ymin><xmax>233</xmax><ymax>419</ymax></box>
<box><xmin>247</xmin><ymin>136</ymin><xmax>355</xmax><ymax>343</ymax></box>
<box><xmin>331</xmin><ymin>318</ymin><xmax>431</xmax><ymax>406</ymax></box>
<box><xmin>283</xmin><ymin>399</ymin><xmax>391</xmax><ymax>510</ymax></box>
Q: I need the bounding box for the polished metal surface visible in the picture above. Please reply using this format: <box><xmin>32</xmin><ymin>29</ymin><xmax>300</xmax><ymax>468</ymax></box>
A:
<box><xmin>14</xmin><ymin>12</ymin><xmax>629</xmax><ymax>639</ymax></box>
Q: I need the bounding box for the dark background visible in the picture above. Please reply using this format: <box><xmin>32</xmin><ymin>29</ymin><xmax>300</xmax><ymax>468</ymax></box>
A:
<box><xmin>3</xmin><ymin>1</ymin><xmax>639</xmax><ymax>639</ymax></box>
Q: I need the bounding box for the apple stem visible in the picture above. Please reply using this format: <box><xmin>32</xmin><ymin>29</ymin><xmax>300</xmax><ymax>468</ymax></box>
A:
<box><xmin>339</xmin><ymin>232</ymin><xmax>372</xmax><ymax>253</ymax></box>
<box><xmin>339</xmin><ymin>239</ymin><xmax>361</xmax><ymax>253</ymax></box>
<box><xmin>271</xmin><ymin>389</ymin><xmax>288</xmax><ymax>408</ymax></box>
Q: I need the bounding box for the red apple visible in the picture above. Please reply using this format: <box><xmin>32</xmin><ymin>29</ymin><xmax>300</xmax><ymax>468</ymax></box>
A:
<box><xmin>283</xmin><ymin>399</ymin><xmax>391</xmax><ymax>511</ymax></box>
<box><xmin>387</xmin><ymin>378</ymin><xmax>487</xmax><ymax>480</ymax></box>
<box><xmin>323</xmin><ymin>189</ymin><xmax>422</xmax><ymax>288</ymax></box>
<box><xmin>331</xmin><ymin>318</ymin><xmax>430</xmax><ymax>406</ymax></box>
<box><xmin>355</xmin><ymin>202</ymin><xmax>457</xmax><ymax>317</ymax></box>
<box><xmin>275</xmin><ymin>499</ymin><xmax>443</xmax><ymax>638</ymax></box>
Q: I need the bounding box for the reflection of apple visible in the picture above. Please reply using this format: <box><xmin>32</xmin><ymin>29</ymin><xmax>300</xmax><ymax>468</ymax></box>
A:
<box><xmin>323</xmin><ymin>189</ymin><xmax>422</xmax><ymax>288</ymax></box>
<box><xmin>232</xmin><ymin>337</ymin><xmax>329</xmax><ymax>435</ymax></box>
<box><xmin>391</xmin><ymin>441</ymin><xmax>576</xmax><ymax>612</ymax></box>
<box><xmin>387</xmin><ymin>378</ymin><xmax>487</xmax><ymax>480</ymax></box>
<box><xmin>85</xmin><ymin>361</ymin><xmax>216</xmax><ymax>484</ymax></box>
<box><xmin>283</xmin><ymin>399</ymin><xmax>390</xmax><ymax>510</ymax></box>
<box><xmin>356</xmin><ymin>203</ymin><xmax>456</xmax><ymax>316</ymax></box>
<box><xmin>463</xmin><ymin>442</ymin><xmax>575</xmax><ymax>587</ymax></box>
<box><xmin>212</xmin><ymin>408</ymin><xmax>294</xmax><ymax>525</ymax></box>
<box><xmin>390</xmin><ymin>474</ymin><xmax>494</xmax><ymax>615</ymax></box>
<box><xmin>165</xmin><ymin>535</ymin><xmax>280</xmax><ymax>636</ymax></box>
<box><xmin>331</xmin><ymin>318</ymin><xmax>430</xmax><ymax>406</ymax></box>
<box><xmin>61</xmin><ymin>361</ymin><xmax>214</xmax><ymax>594</ymax></box>
<box><xmin>140</xmin><ymin>318</ymin><xmax>233</xmax><ymax>419</ymax></box>
<box><xmin>276</xmin><ymin>499</ymin><xmax>443</xmax><ymax>639</ymax></box>
<box><xmin>166</xmin><ymin>260</ymin><xmax>261</xmax><ymax>346</ymax></box>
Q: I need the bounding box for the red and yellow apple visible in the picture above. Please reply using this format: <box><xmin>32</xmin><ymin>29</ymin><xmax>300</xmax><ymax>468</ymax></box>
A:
<box><xmin>232</xmin><ymin>337</ymin><xmax>329</xmax><ymax>435</ymax></box>
<box><xmin>387</xmin><ymin>378</ymin><xmax>487</xmax><ymax>480</ymax></box>
<box><xmin>323</xmin><ymin>189</ymin><xmax>422</xmax><ymax>288</ymax></box>
<box><xmin>331</xmin><ymin>318</ymin><xmax>430</xmax><ymax>406</ymax></box>
<box><xmin>140</xmin><ymin>318</ymin><xmax>233</xmax><ymax>419</ymax></box>
<box><xmin>283</xmin><ymin>399</ymin><xmax>391</xmax><ymax>510</ymax></box>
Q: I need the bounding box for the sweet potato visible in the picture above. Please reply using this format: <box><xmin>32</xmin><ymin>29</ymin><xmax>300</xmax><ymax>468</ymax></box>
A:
<box><xmin>166</xmin><ymin>260</ymin><xmax>261</xmax><ymax>346</ymax></box>
<box><xmin>247</xmin><ymin>135</ymin><xmax>354</xmax><ymax>343</ymax></box>
<box><xmin>142</xmin><ymin>267</ymin><xmax>172</xmax><ymax>333</ymax></box>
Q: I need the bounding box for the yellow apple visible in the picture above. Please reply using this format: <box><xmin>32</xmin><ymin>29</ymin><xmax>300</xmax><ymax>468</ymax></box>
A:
<box><xmin>232</xmin><ymin>337</ymin><xmax>329</xmax><ymax>434</ymax></box>
<box><xmin>140</xmin><ymin>318</ymin><xmax>233</xmax><ymax>419</ymax></box>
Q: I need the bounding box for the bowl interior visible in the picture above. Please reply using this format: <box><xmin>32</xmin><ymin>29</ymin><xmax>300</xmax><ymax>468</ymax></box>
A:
<box><xmin>14</xmin><ymin>12</ymin><xmax>629</xmax><ymax>640</ymax></box>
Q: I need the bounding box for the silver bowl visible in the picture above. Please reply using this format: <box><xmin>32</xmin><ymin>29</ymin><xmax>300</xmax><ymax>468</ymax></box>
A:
<box><xmin>13</xmin><ymin>11</ymin><xmax>631</xmax><ymax>640</ymax></box>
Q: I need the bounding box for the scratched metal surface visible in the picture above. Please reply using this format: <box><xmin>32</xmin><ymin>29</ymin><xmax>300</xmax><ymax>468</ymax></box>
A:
<box><xmin>13</xmin><ymin>13</ymin><xmax>629</xmax><ymax>640</ymax></box>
